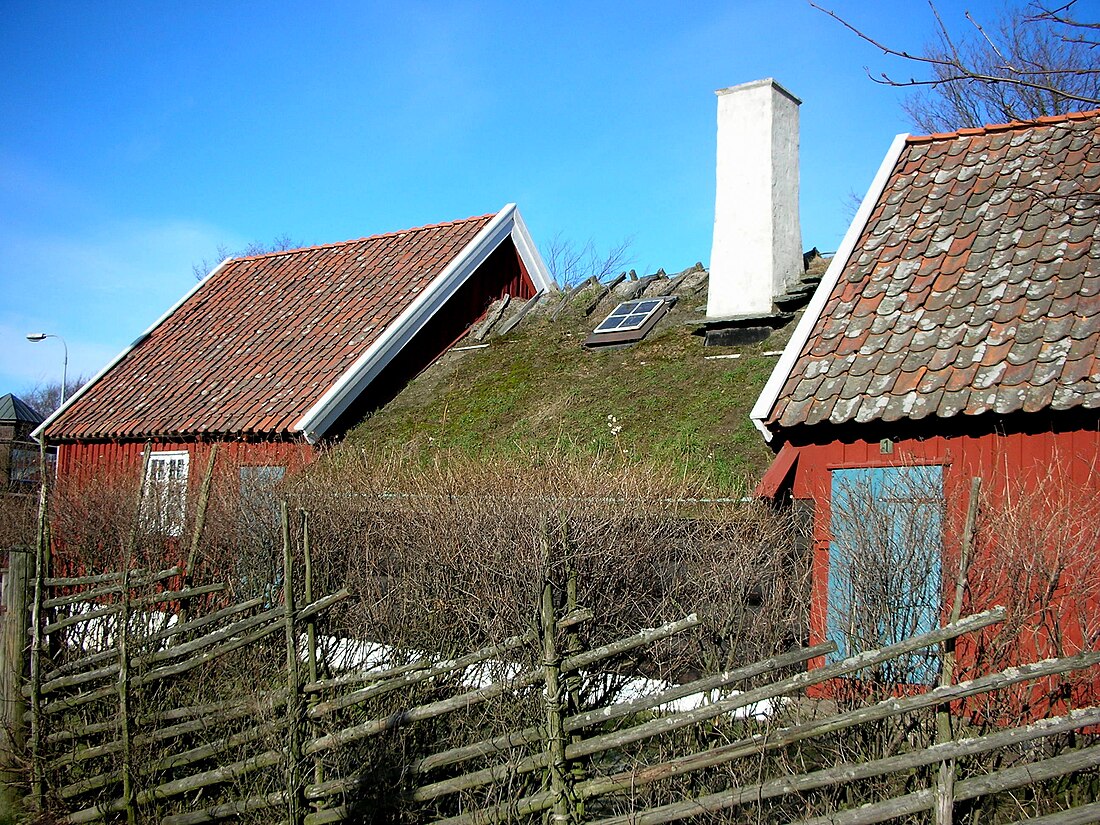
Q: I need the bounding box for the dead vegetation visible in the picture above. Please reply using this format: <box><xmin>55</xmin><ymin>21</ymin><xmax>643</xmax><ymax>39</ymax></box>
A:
<box><xmin>12</xmin><ymin>446</ymin><xmax>1100</xmax><ymax>822</ymax></box>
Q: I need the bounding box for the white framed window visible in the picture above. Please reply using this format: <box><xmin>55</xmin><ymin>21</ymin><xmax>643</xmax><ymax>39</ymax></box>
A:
<box><xmin>143</xmin><ymin>451</ymin><xmax>190</xmax><ymax>536</ymax></box>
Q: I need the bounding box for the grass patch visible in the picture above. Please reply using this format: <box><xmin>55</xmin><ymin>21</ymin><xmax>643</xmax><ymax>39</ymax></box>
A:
<box><xmin>347</xmin><ymin>286</ymin><xmax>793</xmax><ymax>488</ymax></box>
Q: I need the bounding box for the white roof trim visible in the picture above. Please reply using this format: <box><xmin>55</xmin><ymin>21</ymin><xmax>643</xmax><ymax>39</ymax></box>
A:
<box><xmin>509</xmin><ymin>207</ymin><xmax>555</xmax><ymax>293</ymax></box>
<box><xmin>749</xmin><ymin>133</ymin><xmax>910</xmax><ymax>443</ymax></box>
<box><xmin>32</xmin><ymin>258</ymin><xmax>233</xmax><ymax>442</ymax></box>
<box><xmin>294</xmin><ymin>204</ymin><xmax>552</xmax><ymax>443</ymax></box>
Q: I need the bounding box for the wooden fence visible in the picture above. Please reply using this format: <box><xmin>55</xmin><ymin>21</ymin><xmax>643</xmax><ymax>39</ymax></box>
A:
<box><xmin>4</xmin><ymin>468</ymin><xmax>1100</xmax><ymax>822</ymax></box>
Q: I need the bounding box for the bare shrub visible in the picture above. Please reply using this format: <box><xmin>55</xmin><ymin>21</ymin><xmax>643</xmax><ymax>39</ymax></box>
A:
<box><xmin>961</xmin><ymin>463</ymin><xmax>1100</xmax><ymax>724</ymax></box>
<box><xmin>826</xmin><ymin>465</ymin><xmax>945</xmax><ymax>687</ymax></box>
<box><xmin>288</xmin><ymin>447</ymin><xmax>807</xmax><ymax>678</ymax></box>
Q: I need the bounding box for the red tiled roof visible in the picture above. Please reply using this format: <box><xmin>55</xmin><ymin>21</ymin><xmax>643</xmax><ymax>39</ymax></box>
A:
<box><xmin>46</xmin><ymin>214</ymin><xmax>495</xmax><ymax>440</ymax></box>
<box><xmin>768</xmin><ymin>111</ymin><xmax>1100</xmax><ymax>430</ymax></box>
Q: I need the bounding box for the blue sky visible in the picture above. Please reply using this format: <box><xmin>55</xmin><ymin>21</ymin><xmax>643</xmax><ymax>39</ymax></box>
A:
<box><xmin>1</xmin><ymin>0</ymin><xmax>1011</xmax><ymax>396</ymax></box>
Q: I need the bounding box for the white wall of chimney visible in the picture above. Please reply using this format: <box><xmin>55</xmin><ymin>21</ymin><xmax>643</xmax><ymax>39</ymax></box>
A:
<box><xmin>707</xmin><ymin>78</ymin><xmax>802</xmax><ymax>318</ymax></box>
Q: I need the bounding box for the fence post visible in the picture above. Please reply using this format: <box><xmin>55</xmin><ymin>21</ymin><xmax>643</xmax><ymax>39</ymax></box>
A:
<box><xmin>281</xmin><ymin>502</ymin><xmax>304</xmax><ymax>825</ymax></box>
<box><xmin>117</xmin><ymin>446</ymin><xmax>150</xmax><ymax>825</ymax></box>
<box><xmin>540</xmin><ymin>520</ymin><xmax>573</xmax><ymax>824</ymax></box>
<box><xmin>935</xmin><ymin>476</ymin><xmax>981</xmax><ymax>825</ymax></box>
<box><xmin>302</xmin><ymin>510</ymin><xmax>324</xmax><ymax>815</ymax></box>
<box><xmin>0</xmin><ymin>546</ymin><xmax>30</xmax><ymax>816</ymax></box>
<box><xmin>562</xmin><ymin>521</ymin><xmax>586</xmax><ymax>823</ymax></box>
<box><xmin>177</xmin><ymin>444</ymin><xmax>219</xmax><ymax>635</ymax></box>
<box><xmin>28</xmin><ymin>442</ymin><xmax>52</xmax><ymax>812</ymax></box>
<box><xmin>117</xmin><ymin>567</ymin><xmax>136</xmax><ymax>825</ymax></box>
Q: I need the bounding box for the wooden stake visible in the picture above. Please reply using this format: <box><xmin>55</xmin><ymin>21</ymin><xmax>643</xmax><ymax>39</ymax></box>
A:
<box><xmin>935</xmin><ymin>476</ymin><xmax>982</xmax><ymax>825</ymax></box>
<box><xmin>118</xmin><ymin>445</ymin><xmax>149</xmax><ymax>825</ymax></box>
<box><xmin>28</xmin><ymin>441</ymin><xmax>50</xmax><ymax>812</ymax></box>
<box><xmin>302</xmin><ymin>510</ymin><xmax>324</xmax><ymax>804</ymax></box>
<box><xmin>186</xmin><ymin>444</ymin><xmax>218</xmax><ymax>577</ymax></box>
<box><xmin>562</xmin><ymin>519</ymin><xmax>585</xmax><ymax>823</ymax></box>
<box><xmin>0</xmin><ymin>546</ymin><xmax>30</xmax><ymax>816</ymax></box>
<box><xmin>282</xmin><ymin>501</ymin><xmax>303</xmax><ymax>825</ymax></box>
<box><xmin>177</xmin><ymin>444</ymin><xmax>219</xmax><ymax>635</ymax></box>
<box><xmin>540</xmin><ymin>520</ymin><xmax>572</xmax><ymax>824</ymax></box>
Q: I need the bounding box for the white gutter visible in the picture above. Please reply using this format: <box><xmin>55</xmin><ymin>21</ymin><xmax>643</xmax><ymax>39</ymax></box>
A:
<box><xmin>749</xmin><ymin>133</ymin><xmax>910</xmax><ymax>442</ymax></box>
<box><xmin>294</xmin><ymin>204</ymin><xmax>551</xmax><ymax>443</ymax></box>
<box><xmin>32</xmin><ymin>258</ymin><xmax>233</xmax><ymax>442</ymax></box>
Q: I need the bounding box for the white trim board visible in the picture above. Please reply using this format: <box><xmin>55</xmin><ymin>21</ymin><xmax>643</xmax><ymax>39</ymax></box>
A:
<box><xmin>294</xmin><ymin>203</ymin><xmax>555</xmax><ymax>443</ymax></box>
<box><xmin>749</xmin><ymin>133</ymin><xmax>910</xmax><ymax>443</ymax></box>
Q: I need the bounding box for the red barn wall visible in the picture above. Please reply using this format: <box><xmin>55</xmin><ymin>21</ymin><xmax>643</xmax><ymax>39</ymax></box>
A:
<box><xmin>775</xmin><ymin>414</ymin><xmax>1100</xmax><ymax>674</ymax></box>
<box><xmin>57</xmin><ymin>439</ymin><xmax>315</xmax><ymax>484</ymax></box>
<box><xmin>54</xmin><ymin>439</ymin><xmax>317</xmax><ymax>512</ymax></box>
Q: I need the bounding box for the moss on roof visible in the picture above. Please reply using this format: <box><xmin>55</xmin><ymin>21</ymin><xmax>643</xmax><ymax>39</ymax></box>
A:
<box><xmin>346</xmin><ymin>270</ymin><xmax>808</xmax><ymax>489</ymax></box>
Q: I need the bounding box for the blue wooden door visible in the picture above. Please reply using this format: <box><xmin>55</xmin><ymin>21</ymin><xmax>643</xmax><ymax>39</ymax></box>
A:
<box><xmin>828</xmin><ymin>465</ymin><xmax>943</xmax><ymax>683</ymax></box>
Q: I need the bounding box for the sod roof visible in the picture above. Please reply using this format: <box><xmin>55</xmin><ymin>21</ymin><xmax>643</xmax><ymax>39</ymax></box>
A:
<box><xmin>347</xmin><ymin>261</ymin><xmax>825</xmax><ymax>486</ymax></box>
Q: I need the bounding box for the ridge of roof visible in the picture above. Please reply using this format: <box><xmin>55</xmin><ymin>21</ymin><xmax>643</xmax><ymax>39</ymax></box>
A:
<box><xmin>229</xmin><ymin>213</ymin><xmax>498</xmax><ymax>263</ymax></box>
<box><xmin>906</xmin><ymin>109</ymin><xmax>1100</xmax><ymax>144</ymax></box>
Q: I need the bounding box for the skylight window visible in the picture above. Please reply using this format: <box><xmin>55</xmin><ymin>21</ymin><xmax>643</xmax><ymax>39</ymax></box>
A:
<box><xmin>593</xmin><ymin>299</ymin><xmax>665</xmax><ymax>333</ymax></box>
<box><xmin>584</xmin><ymin>296</ymin><xmax>674</xmax><ymax>348</ymax></box>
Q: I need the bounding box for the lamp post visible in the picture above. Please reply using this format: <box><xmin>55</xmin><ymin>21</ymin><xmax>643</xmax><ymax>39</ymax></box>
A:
<box><xmin>26</xmin><ymin>333</ymin><xmax>69</xmax><ymax>405</ymax></box>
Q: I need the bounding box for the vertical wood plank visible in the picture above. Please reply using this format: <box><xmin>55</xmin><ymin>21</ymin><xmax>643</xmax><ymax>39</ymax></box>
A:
<box><xmin>303</xmin><ymin>510</ymin><xmax>324</xmax><ymax>807</ymax></box>
<box><xmin>282</xmin><ymin>502</ymin><xmax>303</xmax><ymax>825</ymax></box>
<box><xmin>935</xmin><ymin>476</ymin><xmax>981</xmax><ymax>825</ymax></box>
<box><xmin>0</xmin><ymin>546</ymin><xmax>30</xmax><ymax>816</ymax></box>
<box><xmin>540</xmin><ymin>518</ymin><xmax>571</xmax><ymax>824</ymax></box>
<box><xmin>119</xmin><ymin>445</ymin><xmax>150</xmax><ymax>825</ymax></box>
<box><xmin>28</xmin><ymin>441</ymin><xmax>50</xmax><ymax>812</ymax></box>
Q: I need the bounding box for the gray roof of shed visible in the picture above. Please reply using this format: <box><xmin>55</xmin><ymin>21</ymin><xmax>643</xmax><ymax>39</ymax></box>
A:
<box><xmin>0</xmin><ymin>393</ymin><xmax>43</xmax><ymax>425</ymax></box>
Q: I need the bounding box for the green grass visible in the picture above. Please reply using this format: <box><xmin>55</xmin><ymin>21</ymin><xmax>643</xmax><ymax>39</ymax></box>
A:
<box><xmin>346</xmin><ymin>288</ymin><xmax>791</xmax><ymax>489</ymax></box>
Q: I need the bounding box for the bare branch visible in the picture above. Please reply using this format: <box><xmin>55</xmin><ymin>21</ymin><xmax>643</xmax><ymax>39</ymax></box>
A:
<box><xmin>813</xmin><ymin>1</ymin><xmax>1100</xmax><ymax>134</ymax></box>
<box><xmin>191</xmin><ymin>235</ymin><xmax>306</xmax><ymax>281</ymax></box>
<box><xmin>541</xmin><ymin>234</ymin><xmax>634</xmax><ymax>287</ymax></box>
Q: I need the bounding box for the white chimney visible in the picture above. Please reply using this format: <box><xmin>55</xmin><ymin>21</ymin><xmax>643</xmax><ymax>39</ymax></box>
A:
<box><xmin>707</xmin><ymin>78</ymin><xmax>802</xmax><ymax>318</ymax></box>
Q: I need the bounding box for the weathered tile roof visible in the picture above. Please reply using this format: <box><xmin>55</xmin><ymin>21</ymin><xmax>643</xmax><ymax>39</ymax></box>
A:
<box><xmin>768</xmin><ymin>111</ymin><xmax>1100</xmax><ymax>430</ymax></box>
<box><xmin>44</xmin><ymin>214</ymin><xmax>495</xmax><ymax>441</ymax></box>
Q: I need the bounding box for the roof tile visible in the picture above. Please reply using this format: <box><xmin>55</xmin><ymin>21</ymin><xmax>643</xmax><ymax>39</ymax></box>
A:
<box><xmin>47</xmin><ymin>213</ymin><xmax>498</xmax><ymax>440</ymax></box>
<box><xmin>767</xmin><ymin>113</ymin><xmax>1100</xmax><ymax>430</ymax></box>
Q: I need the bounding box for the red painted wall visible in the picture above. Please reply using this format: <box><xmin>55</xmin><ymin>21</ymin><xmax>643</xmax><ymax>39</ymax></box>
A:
<box><xmin>770</xmin><ymin>413</ymin><xmax>1100</xmax><ymax>709</ymax></box>
<box><xmin>57</xmin><ymin>439</ymin><xmax>315</xmax><ymax>484</ymax></box>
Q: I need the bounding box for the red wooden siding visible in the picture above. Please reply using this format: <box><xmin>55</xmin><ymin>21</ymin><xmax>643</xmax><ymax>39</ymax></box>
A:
<box><xmin>776</xmin><ymin>418</ymin><xmax>1100</xmax><ymax>676</ymax></box>
<box><xmin>56</xmin><ymin>439</ymin><xmax>316</xmax><ymax>494</ymax></box>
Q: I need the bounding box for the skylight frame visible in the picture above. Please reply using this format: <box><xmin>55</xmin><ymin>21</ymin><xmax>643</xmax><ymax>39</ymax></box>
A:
<box><xmin>592</xmin><ymin>299</ymin><xmax>666</xmax><ymax>334</ymax></box>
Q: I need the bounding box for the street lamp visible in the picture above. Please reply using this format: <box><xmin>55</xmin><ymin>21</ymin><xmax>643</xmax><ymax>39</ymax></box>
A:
<box><xmin>26</xmin><ymin>332</ymin><xmax>69</xmax><ymax>405</ymax></box>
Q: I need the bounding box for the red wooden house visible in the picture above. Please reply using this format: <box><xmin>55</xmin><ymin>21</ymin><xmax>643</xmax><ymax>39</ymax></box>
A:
<box><xmin>751</xmin><ymin>111</ymin><xmax>1100</xmax><ymax>678</ymax></box>
<box><xmin>35</xmin><ymin>205</ymin><xmax>552</xmax><ymax>532</ymax></box>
